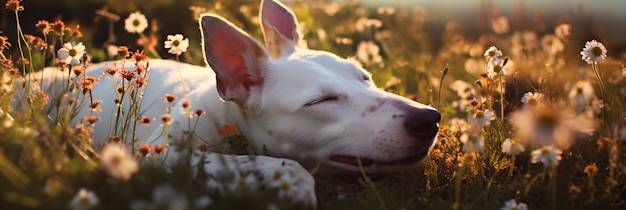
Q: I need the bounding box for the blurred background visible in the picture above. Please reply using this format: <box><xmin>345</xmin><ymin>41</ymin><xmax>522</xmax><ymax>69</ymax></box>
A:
<box><xmin>2</xmin><ymin>0</ymin><xmax>625</xmax><ymax>63</ymax></box>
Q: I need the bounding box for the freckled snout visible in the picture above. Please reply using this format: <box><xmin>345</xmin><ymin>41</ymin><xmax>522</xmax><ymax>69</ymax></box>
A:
<box><xmin>403</xmin><ymin>108</ymin><xmax>441</xmax><ymax>141</ymax></box>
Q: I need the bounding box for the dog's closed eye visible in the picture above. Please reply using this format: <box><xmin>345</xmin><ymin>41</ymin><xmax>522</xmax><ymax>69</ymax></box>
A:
<box><xmin>304</xmin><ymin>95</ymin><xmax>340</xmax><ymax>106</ymax></box>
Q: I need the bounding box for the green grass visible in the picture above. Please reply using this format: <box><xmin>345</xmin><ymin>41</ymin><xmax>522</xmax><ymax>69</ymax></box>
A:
<box><xmin>1</xmin><ymin>0</ymin><xmax>625</xmax><ymax>209</ymax></box>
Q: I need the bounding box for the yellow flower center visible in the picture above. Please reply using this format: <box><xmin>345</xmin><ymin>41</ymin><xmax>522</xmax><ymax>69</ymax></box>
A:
<box><xmin>488</xmin><ymin>51</ymin><xmax>496</xmax><ymax>57</ymax></box>
<box><xmin>475</xmin><ymin>111</ymin><xmax>485</xmax><ymax>119</ymax></box>
<box><xmin>280</xmin><ymin>180</ymin><xmax>290</xmax><ymax>190</ymax></box>
<box><xmin>527</xmin><ymin>98</ymin><xmax>538</xmax><ymax>106</ymax></box>
<box><xmin>80</xmin><ymin>193</ymin><xmax>91</xmax><ymax>207</ymax></box>
<box><xmin>110</xmin><ymin>154</ymin><xmax>123</xmax><ymax>166</ymax></box>
<box><xmin>536</xmin><ymin>111</ymin><xmax>558</xmax><ymax>131</ymax></box>
<box><xmin>273</xmin><ymin>171</ymin><xmax>282</xmax><ymax>180</ymax></box>
<box><xmin>493</xmin><ymin>65</ymin><xmax>502</xmax><ymax>73</ymax></box>
<box><xmin>133</xmin><ymin>19</ymin><xmax>141</xmax><ymax>27</ymax></box>
<box><xmin>173</xmin><ymin>40</ymin><xmax>180</xmax><ymax>47</ymax></box>
<box><xmin>238</xmin><ymin>177</ymin><xmax>247</xmax><ymax>186</ymax></box>
<box><xmin>69</xmin><ymin>48</ymin><xmax>78</xmax><ymax>57</ymax></box>
<box><xmin>592</xmin><ymin>46</ymin><xmax>603</xmax><ymax>57</ymax></box>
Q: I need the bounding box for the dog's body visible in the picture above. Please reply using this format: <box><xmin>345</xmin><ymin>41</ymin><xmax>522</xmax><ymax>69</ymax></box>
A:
<box><xmin>22</xmin><ymin>0</ymin><xmax>439</xmax><ymax>207</ymax></box>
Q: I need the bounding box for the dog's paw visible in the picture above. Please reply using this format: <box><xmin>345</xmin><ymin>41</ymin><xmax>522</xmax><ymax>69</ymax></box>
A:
<box><xmin>200</xmin><ymin>153</ymin><xmax>317</xmax><ymax>209</ymax></box>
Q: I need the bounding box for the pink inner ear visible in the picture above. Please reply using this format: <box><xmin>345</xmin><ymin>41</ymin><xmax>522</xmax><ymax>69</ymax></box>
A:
<box><xmin>262</xmin><ymin>0</ymin><xmax>297</xmax><ymax>41</ymax></box>
<box><xmin>201</xmin><ymin>15</ymin><xmax>266</xmax><ymax>104</ymax></box>
<box><xmin>205</xmin><ymin>30</ymin><xmax>252</xmax><ymax>87</ymax></box>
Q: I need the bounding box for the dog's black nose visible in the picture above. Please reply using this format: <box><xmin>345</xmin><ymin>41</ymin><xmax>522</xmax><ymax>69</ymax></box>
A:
<box><xmin>403</xmin><ymin>108</ymin><xmax>441</xmax><ymax>140</ymax></box>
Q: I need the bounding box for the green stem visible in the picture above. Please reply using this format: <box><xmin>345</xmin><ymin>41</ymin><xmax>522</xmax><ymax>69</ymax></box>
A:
<box><xmin>453</xmin><ymin>158</ymin><xmax>464</xmax><ymax>210</ymax></box>
<box><xmin>591</xmin><ymin>63</ymin><xmax>608</xmax><ymax>134</ymax></box>
<box><xmin>357</xmin><ymin>156</ymin><xmax>388</xmax><ymax>210</ymax></box>
<box><xmin>499</xmin><ymin>76</ymin><xmax>504</xmax><ymax>121</ymax></box>
<box><xmin>549</xmin><ymin>165</ymin><xmax>557</xmax><ymax>210</ymax></box>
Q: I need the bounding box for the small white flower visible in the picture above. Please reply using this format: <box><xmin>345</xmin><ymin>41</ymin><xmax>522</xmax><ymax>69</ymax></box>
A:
<box><xmin>580</xmin><ymin>40</ymin><xmax>607</xmax><ymax>64</ymax></box>
<box><xmin>500</xmin><ymin>198</ymin><xmax>528</xmax><ymax>210</ymax></box>
<box><xmin>449</xmin><ymin>80</ymin><xmax>477</xmax><ymax>99</ymax></box>
<box><xmin>194</xmin><ymin>196</ymin><xmax>212</xmax><ymax>209</ymax></box>
<box><xmin>619</xmin><ymin>127</ymin><xmax>626</xmax><ymax>141</ymax></box>
<box><xmin>470</xmin><ymin>109</ymin><xmax>495</xmax><ymax>127</ymax></box>
<box><xmin>152</xmin><ymin>184</ymin><xmax>189</xmax><ymax>210</ymax></box>
<box><xmin>531</xmin><ymin>145</ymin><xmax>563</xmax><ymax>168</ymax></box>
<box><xmin>568</xmin><ymin>81</ymin><xmax>595</xmax><ymax>113</ymax></box>
<box><xmin>237</xmin><ymin>173</ymin><xmax>259</xmax><ymax>190</ymax></box>
<box><xmin>487</xmin><ymin>57</ymin><xmax>508</xmax><ymax>79</ymax></box>
<box><xmin>541</xmin><ymin>34</ymin><xmax>565</xmax><ymax>55</ymax></box>
<box><xmin>484</xmin><ymin>46</ymin><xmax>502</xmax><ymax>59</ymax></box>
<box><xmin>124</xmin><ymin>11</ymin><xmax>149</xmax><ymax>34</ymax></box>
<box><xmin>269</xmin><ymin>169</ymin><xmax>301</xmax><ymax>199</ymax></box>
<box><xmin>491</xmin><ymin>16</ymin><xmax>510</xmax><ymax>34</ymax></box>
<box><xmin>57</xmin><ymin>42</ymin><xmax>85</xmax><ymax>65</ymax></box>
<box><xmin>69</xmin><ymin>188</ymin><xmax>99</xmax><ymax>210</ymax></box>
<box><xmin>164</xmin><ymin>34</ymin><xmax>189</xmax><ymax>55</ymax></box>
<box><xmin>460</xmin><ymin>132</ymin><xmax>485</xmax><ymax>154</ymax></box>
<box><xmin>356</xmin><ymin>41</ymin><xmax>383</xmax><ymax>66</ymax></box>
<box><xmin>521</xmin><ymin>92</ymin><xmax>543</xmax><ymax>108</ymax></box>
<box><xmin>555</xmin><ymin>23</ymin><xmax>571</xmax><ymax>39</ymax></box>
<box><xmin>501</xmin><ymin>138</ymin><xmax>525</xmax><ymax>156</ymax></box>
<box><xmin>100</xmin><ymin>143</ymin><xmax>138</xmax><ymax>181</ymax></box>
<box><xmin>355</xmin><ymin>17</ymin><xmax>382</xmax><ymax>32</ymax></box>
<box><xmin>449</xmin><ymin>118</ymin><xmax>469</xmax><ymax>133</ymax></box>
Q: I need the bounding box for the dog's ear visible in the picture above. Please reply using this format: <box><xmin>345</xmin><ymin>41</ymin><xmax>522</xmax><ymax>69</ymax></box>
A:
<box><xmin>260</xmin><ymin>0</ymin><xmax>303</xmax><ymax>59</ymax></box>
<box><xmin>200</xmin><ymin>15</ymin><xmax>266</xmax><ymax>109</ymax></box>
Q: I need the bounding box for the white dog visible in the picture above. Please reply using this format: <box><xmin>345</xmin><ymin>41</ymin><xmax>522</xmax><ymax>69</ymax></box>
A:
<box><xmin>23</xmin><ymin>0</ymin><xmax>440</xmax><ymax>207</ymax></box>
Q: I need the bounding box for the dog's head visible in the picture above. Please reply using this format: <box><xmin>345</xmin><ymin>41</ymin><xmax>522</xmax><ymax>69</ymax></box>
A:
<box><xmin>200</xmin><ymin>0</ymin><xmax>440</xmax><ymax>174</ymax></box>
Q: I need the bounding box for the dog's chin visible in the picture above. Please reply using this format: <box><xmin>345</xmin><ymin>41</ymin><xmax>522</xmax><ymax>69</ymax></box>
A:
<box><xmin>325</xmin><ymin>149</ymin><xmax>430</xmax><ymax>173</ymax></box>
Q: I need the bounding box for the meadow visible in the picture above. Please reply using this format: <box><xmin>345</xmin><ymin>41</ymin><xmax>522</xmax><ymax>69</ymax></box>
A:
<box><xmin>1</xmin><ymin>0</ymin><xmax>625</xmax><ymax>209</ymax></box>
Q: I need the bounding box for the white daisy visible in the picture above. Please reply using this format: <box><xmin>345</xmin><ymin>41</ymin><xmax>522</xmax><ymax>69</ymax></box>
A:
<box><xmin>270</xmin><ymin>169</ymin><xmax>295</xmax><ymax>198</ymax></box>
<box><xmin>541</xmin><ymin>34</ymin><xmax>565</xmax><ymax>55</ymax></box>
<box><xmin>521</xmin><ymin>92</ymin><xmax>543</xmax><ymax>108</ymax></box>
<box><xmin>100</xmin><ymin>143</ymin><xmax>138</xmax><ymax>181</ymax></box>
<box><xmin>449</xmin><ymin>80</ymin><xmax>478</xmax><ymax>99</ymax></box>
<box><xmin>124</xmin><ymin>11</ymin><xmax>148</xmax><ymax>34</ymax></box>
<box><xmin>501</xmin><ymin>138</ymin><xmax>525</xmax><ymax>156</ymax></box>
<box><xmin>69</xmin><ymin>188</ymin><xmax>99</xmax><ymax>210</ymax></box>
<box><xmin>531</xmin><ymin>145</ymin><xmax>563</xmax><ymax>168</ymax></box>
<box><xmin>484</xmin><ymin>46</ymin><xmax>502</xmax><ymax>60</ymax></box>
<box><xmin>500</xmin><ymin>198</ymin><xmax>528</xmax><ymax>210</ymax></box>
<box><xmin>57</xmin><ymin>42</ymin><xmax>85</xmax><ymax>65</ymax></box>
<box><xmin>460</xmin><ymin>132</ymin><xmax>485</xmax><ymax>154</ymax></box>
<box><xmin>567</xmin><ymin>81</ymin><xmax>595</xmax><ymax>113</ymax></box>
<box><xmin>355</xmin><ymin>17</ymin><xmax>382</xmax><ymax>32</ymax></box>
<box><xmin>487</xmin><ymin>57</ymin><xmax>508</xmax><ymax>79</ymax></box>
<box><xmin>509</xmin><ymin>105</ymin><xmax>595</xmax><ymax>149</ymax></box>
<box><xmin>554</xmin><ymin>23</ymin><xmax>571</xmax><ymax>40</ymax></box>
<box><xmin>164</xmin><ymin>34</ymin><xmax>189</xmax><ymax>55</ymax></box>
<box><xmin>470</xmin><ymin>109</ymin><xmax>495</xmax><ymax>127</ymax></box>
<box><xmin>491</xmin><ymin>16</ymin><xmax>510</xmax><ymax>35</ymax></box>
<box><xmin>151</xmin><ymin>184</ymin><xmax>189</xmax><ymax>210</ymax></box>
<box><xmin>356</xmin><ymin>41</ymin><xmax>383</xmax><ymax>66</ymax></box>
<box><xmin>580</xmin><ymin>40</ymin><xmax>607</xmax><ymax>64</ymax></box>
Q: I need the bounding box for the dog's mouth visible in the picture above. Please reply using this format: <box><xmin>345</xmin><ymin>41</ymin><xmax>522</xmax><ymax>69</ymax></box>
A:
<box><xmin>329</xmin><ymin>150</ymin><xmax>428</xmax><ymax>168</ymax></box>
